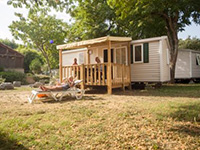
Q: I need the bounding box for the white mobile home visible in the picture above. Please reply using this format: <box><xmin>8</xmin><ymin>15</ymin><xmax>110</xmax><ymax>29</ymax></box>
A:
<box><xmin>131</xmin><ymin>36</ymin><xmax>171</xmax><ymax>83</ymax></box>
<box><xmin>57</xmin><ymin>36</ymin><xmax>171</xmax><ymax>94</ymax></box>
<box><xmin>175</xmin><ymin>49</ymin><xmax>200</xmax><ymax>80</ymax></box>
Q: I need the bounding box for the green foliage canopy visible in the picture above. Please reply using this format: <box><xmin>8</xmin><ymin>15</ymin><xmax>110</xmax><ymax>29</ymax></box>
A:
<box><xmin>9</xmin><ymin>11</ymin><xmax>68</xmax><ymax>72</ymax></box>
<box><xmin>29</xmin><ymin>58</ymin><xmax>42</xmax><ymax>74</ymax></box>
<box><xmin>67</xmin><ymin>0</ymin><xmax>126</xmax><ymax>41</ymax></box>
<box><xmin>16</xmin><ymin>46</ymin><xmax>43</xmax><ymax>73</ymax></box>
<box><xmin>108</xmin><ymin>0</ymin><xmax>200</xmax><ymax>82</ymax></box>
<box><xmin>0</xmin><ymin>38</ymin><xmax>19</xmax><ymax>49</ymax></box>
<box><xmin>179</xmin><ymin>37</ymin><xmax>200</xmax><ymax>50</ymax></box>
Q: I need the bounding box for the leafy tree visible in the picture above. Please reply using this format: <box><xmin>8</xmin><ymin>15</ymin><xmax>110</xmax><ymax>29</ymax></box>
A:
<box><xmin>29</xmin><ymin>58</ymin><xmax>42</xmax><ymax>74</ymax></box>
<box><xmin>108</xmin><ymin>0</ymin><xmax>200</xmax><ymax>82</ymax></box>
<box><xmin>0</xmin><ymin>38</ymin><xmax>19</xmax><ymax>49</ymax></box>
<box><xmin>7</xmin><ymin>0</ymin><xmax>67</xmax><ymax>11</ymax></box>
<box><xmin>16</xmin><ymin>46</ymin><xmax>44</xmax><ymax>73</ymax></box>
<box><xmin>67</xmin><ymin>0</ymin><xmax>125</xmax><ymax>41</ymax></box>
<box><xmin>8</xmin><ymin>0</ymin><xmax>127</xmax><ymax>41</ymax></box>
<box><xmin>179</xmin><ymin>37</ymin><xmax>200</xmax><ymax>50</ymax></box>
<box><xmin>9</xmin><ymin>11</ymin><xmax>68</xmax><ymax>74</ymax></box>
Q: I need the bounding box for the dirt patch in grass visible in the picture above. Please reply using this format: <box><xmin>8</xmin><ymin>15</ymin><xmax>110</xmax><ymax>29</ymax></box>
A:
<box><xmin>0</xmin><ymin>84</ymin><xmax>200</xmax><ymax>149</ymax></box>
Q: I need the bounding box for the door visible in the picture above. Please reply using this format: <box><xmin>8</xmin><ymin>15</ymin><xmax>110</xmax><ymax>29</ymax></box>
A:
<box><xmin>114</xmin><ymin>47</ymin><xmax>128</xmax><ymax>80</ymax></box>
<box><xmin>103</xmin><ymin>49</ymin><xmax>114</xmax><ymax>63</ymax></box>
<box><xmin>103</xmin><ymin>49</ymin><xmax>114</xmax><ymax>80</ymax></box>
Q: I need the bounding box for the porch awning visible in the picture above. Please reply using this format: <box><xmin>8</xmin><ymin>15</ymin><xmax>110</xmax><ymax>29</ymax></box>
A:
<box><xmin>56</xmin><ymin>36</ymin><xmax>132</xmax><ymax>50</ymax></box>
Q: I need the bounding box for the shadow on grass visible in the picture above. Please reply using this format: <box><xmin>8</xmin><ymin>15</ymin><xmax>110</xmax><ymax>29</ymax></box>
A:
<box><xmin>168</xmin><ymin>102</ymin><xmax>200</xmax><ymax>122</ymax></box>
<box><xmin>159</xmin><ymin>102</ymin><xmax>200</xmax><ymax>137</ymax></box>
<box><xmin>85</xmin><ymin>86</ymin><xmax>107</xmax><ymax>94</ymax></box>
<box><xmin>112</xmin><ymin>84</ymin><xmax>200</xmax><ymax>98</ymax></box>
<box><xmin>170</xmin><ymin>124</ymin><xmax>200</xmax><ymax>137</ymax></box>
<box><xmin>35</xmin><ymin>94</ymin><xmax>105</xmax><ymax>104</ymax></box>
<box><xmin>0</xmin><ymin>132</ymin><xmax>28</xmax><ymax>150</ymax></box>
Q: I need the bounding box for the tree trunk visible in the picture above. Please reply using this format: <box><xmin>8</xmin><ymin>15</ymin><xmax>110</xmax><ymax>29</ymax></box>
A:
<box><xmin>164</xmin><ymin>13</ymin><xmax>179</xmax><ymax>83</ymax></box>
<box><xmin>45</xmin><ymin>55</ymin><xmax>52</xmax><ymax>77</ymax></box>
<box><xmin>39</xmin><ymin>46</ymin><xmax>52</xmax><ymax>77</ymax></box>
<box><xmin>170</xmin><ymin>39</ymin><xmax>179</xmax><ymax>83</ymax></box>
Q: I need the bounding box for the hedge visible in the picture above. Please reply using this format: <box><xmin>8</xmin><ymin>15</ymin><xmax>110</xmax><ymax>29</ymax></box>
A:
<box><xmin>0</xmin><ymin>71</ymin><xmax>25</xmax><ymax>83</ymax></box>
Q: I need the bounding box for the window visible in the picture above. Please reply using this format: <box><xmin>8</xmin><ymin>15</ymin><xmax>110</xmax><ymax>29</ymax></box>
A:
<box><xmin>132</xmin><ymin>43</ymin><xmax>149</xmax><ymax>63</ymax></box>
<box><xmin>103</xmin><ymin>49</ymin><xmax>114</xmax><ymax>63</ymax></box>
<box><xmin>196</xmin><ymin>54</ymin><xmax>200</xmax><ymax>65</ymax></box>
<box><xmin>134</xmin><ymin>44</ymin><xmax>143</xmax><ymax>63</ymax></box>
<box><xmin>79</xmin><ymin>52</ymin><xmax>84</xmax><ymax>64</ymax></box>
<box><xmin>115</xmin><ymin>47</ymin><xmax>128</xmax><ymax>65</ymax></box>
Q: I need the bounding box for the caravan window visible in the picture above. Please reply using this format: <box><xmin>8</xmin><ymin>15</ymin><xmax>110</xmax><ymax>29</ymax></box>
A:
<box><xmin>79</xmin><ymin>52</ymin><xmax>84</xmax><ymax>64</ymax></box>
<box><xmin>134</xmin><ymin>44</ymin><xmax>143</xmax><ymax>63</ymax></box>
<box><xmin>196</xmin><ymin>54</ymin><xmax>200</xmax><ymax>65</ymax></box>
<box><xmin>115</xmin><ymin>47</ymin><xmax>127</xmax><ymax>65</ymax></box>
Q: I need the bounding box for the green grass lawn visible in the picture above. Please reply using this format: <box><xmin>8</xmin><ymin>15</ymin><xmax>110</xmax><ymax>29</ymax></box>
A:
<box><xmin>0</xmin><ymin>84</ymin><xmax>200</xmax><ymax>149</ymax></box>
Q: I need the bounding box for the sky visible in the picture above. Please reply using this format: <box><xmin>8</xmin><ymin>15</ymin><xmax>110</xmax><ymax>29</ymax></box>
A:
<box><xmin>0</xmin><ymin>0</ymin><xmax>200</xmax><ymax>44</ymax></box>
<box><xmin>0</xmin><ymin>0</ymin><xmax>71</xmax><ymax>44</ymax></box>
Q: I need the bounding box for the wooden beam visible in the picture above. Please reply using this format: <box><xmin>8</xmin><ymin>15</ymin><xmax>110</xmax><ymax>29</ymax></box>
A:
<box><xmin>127</xmin><ymin>42</ymin><xmax>132</xmax><ymax>90</ymax></box>
<box><xmin>122</xmin><ymin>64</ymin><xmax>125</xmax><ymax>91</ymax></box>
<box><xmin>59</xmin><ymin>49</ymin><xmax>63</xmax><ymax>83</ymax></box>
<box><xmin>107</xmin><ymin>40</ymin><xmax>112</xmax><ymax>94</ymax></box>
<box><xmin>87</xmin><ymin>49</ymin><xmax>90</xmax><ymax>64</ymax></box>
<box><xmin>80</xmin><ymin>64</ymin><xmax>85</xmax><ymax>90</ymax></box>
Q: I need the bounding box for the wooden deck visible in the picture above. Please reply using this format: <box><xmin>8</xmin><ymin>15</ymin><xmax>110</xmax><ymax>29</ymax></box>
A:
<box><xmin>58</xmin><ymin>36</ymin><xmax>132</xmax><ymax>94</ymax></box>
<box><xmin>62</xmin><ymin>63</ymin><xmax>131</xmax><ymax>91</ymax></box>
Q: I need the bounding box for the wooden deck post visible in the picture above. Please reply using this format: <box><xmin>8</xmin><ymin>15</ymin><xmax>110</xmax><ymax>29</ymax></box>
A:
<box><xmin>122</xmin><ymin>64</ymin><xmax>125</xmax><ymax>91</ymax></box>
<box><xmin>80</xmin><ymin>64</ymin><xmax>85</xmax><ymax>90</ymax></box>
<box><xmin>59</xmin><ymin>49</ymin><xmax>63</xmax><ymax>83</ymax></box>
<box><xmin>127</xmin><ymin>42</ymin><xmax>132</xmax><ymax>90</ymax></box>
<box><xmin>107</xmin><ymin>40</ymin><xmax>112</xmax><ymax>94</ymax></box>
<box><xmin>87</xmin><ymin>49</ymin><xmax>90</xmax><ymax>64</ymax></box>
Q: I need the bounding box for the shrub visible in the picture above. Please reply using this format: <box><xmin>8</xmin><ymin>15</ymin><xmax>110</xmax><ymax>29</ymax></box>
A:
<box><xmin>0</xmin><ymin>66</ymin><xmax>4</xmax><ymax>72</ymax></box>
<box><xmin>0</xmin><ymin>76</ymin><xmax>5</xmax><ymax>84</ymax></box>
<box><xmin>33</xmin><ymin>75</ymin><xmax>50</xmax><ymax>83</ymax></box>
<box><xmin>29</xmin><ymin>58</ymin><xmax>42</xmax><ymax>74</ymax></box>
<box><xmin>0</xmin><ymin>71</ymin><xmax>25</xmax><ymax>83</ymax></box>
<box><xmin>26</xmin><ymin>73</ymin><xmax>33</xmax><ymax>77</ymax></box>
<box><xmin>17</xmin><ymin>47</ymin><xmax>44</xmax><ymax>73</ymax></box>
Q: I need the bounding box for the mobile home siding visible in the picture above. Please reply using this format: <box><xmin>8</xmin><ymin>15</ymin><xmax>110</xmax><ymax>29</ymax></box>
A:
<box><xmin>175</xmin><ymin>50</ymin><xmax>191</xmax><ymax>79</ymax></box>
<box><xmin>131</xmin><ymin>41</ymin><xmax>160</xmax><ymax>82</ymax></box>
<box><xmin>89</xmin><ymin>43</ymin><xmax>128</xmax><ymax>64</ymax></box>
<box><xmin>161</xmin><ymin>39</ymin><xmax>170</xmax><ymax>82</ymax></box>
<box><xmin>89</xmin><ymin>47</ymin><xmax>103</xmax><ymax>64</ymax></box>
<box><xmin>191</xmin><ymin>51</ymin><xmax>200</xmax><ymax>78</ymax></box>
<box><xmin>62</xmin><ymin>50</ymin><xmax>87</xmax><ymax>66</ymax></box>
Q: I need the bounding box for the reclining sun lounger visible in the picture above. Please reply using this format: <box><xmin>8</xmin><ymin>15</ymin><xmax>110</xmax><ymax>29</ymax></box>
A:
<box><xmin>28</xmin><ymin>80</ymin><xmax>85</xmax><ymax>104</ymax></box>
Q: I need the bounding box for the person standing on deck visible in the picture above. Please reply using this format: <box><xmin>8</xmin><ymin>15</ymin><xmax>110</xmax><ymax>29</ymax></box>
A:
<box><xmin>73</xmin><ymin>58</ymin><xmax>78</xmax><ymax>65</ymax></box>
<box><xmin>95</xmin><ymin>57</ymin><xmax>103</xmax><ymax>80</ymax></box>
<box><xmin>72</xmin><ymin>58</ymin><xmax>79</xmax><ymax>78</ymax></box>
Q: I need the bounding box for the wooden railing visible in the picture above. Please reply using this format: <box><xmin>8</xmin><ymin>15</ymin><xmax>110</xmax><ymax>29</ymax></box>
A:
<box><xmin>111</xmin><ymin>64</ymin><xmax>130</xmax><ymax>86</ymax></box>
<box><xmin>84</xmin><ymin>63</ymin><xmax>108</xmax><ymax>86</ymax></box>
<box><xmin>62</xmin><ymin>65</ymin><xmax>82</xmax><ymax>80</ymax></box>
<box><xmin>62</xmin><ymin>63</ymin><xmax>130</xmax><ymax>88</ymax></box>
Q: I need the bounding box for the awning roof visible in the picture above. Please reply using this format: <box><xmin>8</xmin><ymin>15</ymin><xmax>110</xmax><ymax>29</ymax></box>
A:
<box><xmin>56</xmin><ymin>36</ymin><xmax>132</xmax><ymax>50</ymax></box>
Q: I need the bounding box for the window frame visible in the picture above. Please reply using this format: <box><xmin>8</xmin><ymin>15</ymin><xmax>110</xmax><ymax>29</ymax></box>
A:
<box><xmin>102</xmin><ymin>48</ymin><xmax>115</xmax><ymax>63</ymax></box>
<box><xmin>133</xmin><ymin>44</ymin><xmax>143</xmax><ymax>63</ymax></box>
<box><xmin>114</xmin><ymin>46</ymin><xmax>128</xmax><ymax>65</ymax></box>
<box><xmin>196</xmin><ymin>53</ymin><xmax>200</xmax><ymax>66</ymax></box>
